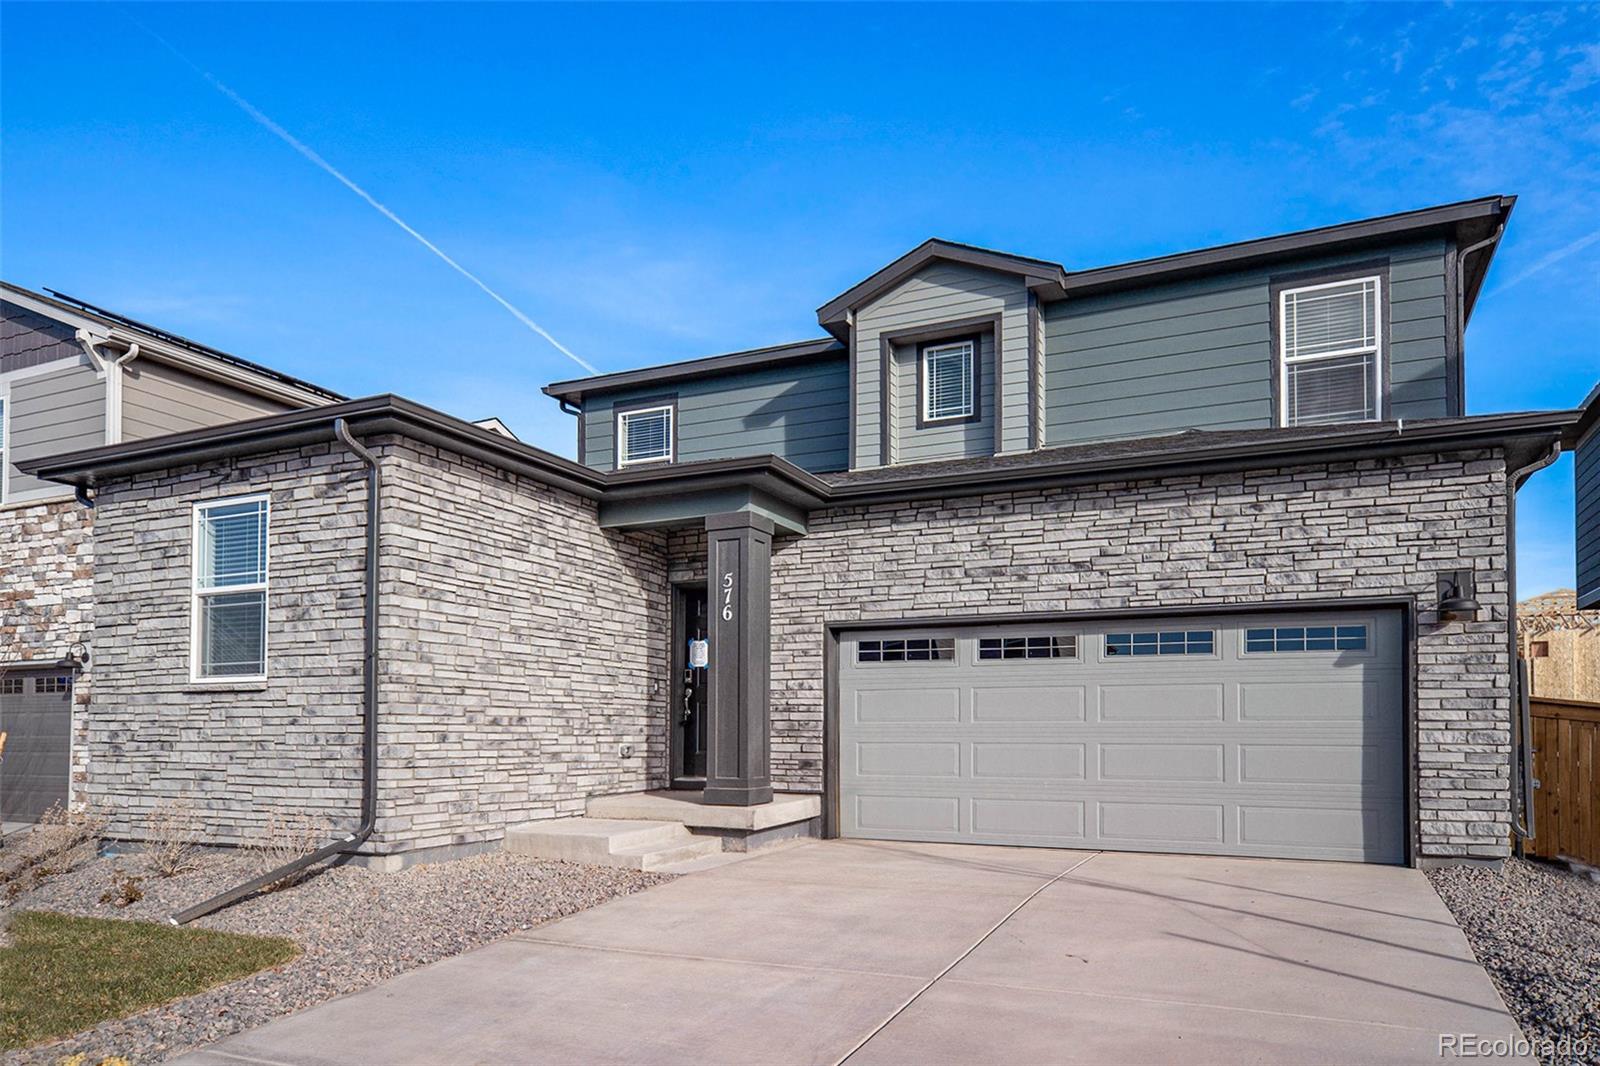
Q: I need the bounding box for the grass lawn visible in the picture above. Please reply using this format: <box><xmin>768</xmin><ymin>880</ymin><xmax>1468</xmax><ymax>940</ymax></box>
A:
<box><xmin>0</xmin><ymin>911</ymin><xmax>299</xmax><ymax>1051</ymax></box>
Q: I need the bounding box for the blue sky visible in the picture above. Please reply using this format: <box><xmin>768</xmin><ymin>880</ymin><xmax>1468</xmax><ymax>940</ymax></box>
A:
<box><xmin>3</xmin><ymin>3</ymin><xmax>1597</xmax><ymax>594</ymax></box>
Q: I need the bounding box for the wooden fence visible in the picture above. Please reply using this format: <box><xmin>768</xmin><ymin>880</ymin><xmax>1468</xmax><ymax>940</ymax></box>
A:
<box><xmin>1528</xmin><ymin>697</ymin><xmax>1600</xmax><ymax>868</ymax></box>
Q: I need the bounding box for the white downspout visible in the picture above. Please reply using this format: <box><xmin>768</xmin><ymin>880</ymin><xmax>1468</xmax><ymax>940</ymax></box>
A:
<box><xmin>76</xmin><ymin>330</ymin><xmax>140</xmax><ymax>445</ymax></box>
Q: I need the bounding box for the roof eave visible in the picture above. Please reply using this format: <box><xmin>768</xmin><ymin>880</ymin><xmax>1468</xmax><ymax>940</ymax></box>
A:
<box><xmin>543</xmin><ymin>338</ymin><xmax>847</xmax><ymax>404</ymax></box>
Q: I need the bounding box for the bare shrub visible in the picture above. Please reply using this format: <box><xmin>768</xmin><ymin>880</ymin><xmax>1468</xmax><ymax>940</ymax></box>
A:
<box><xmin>99</xmin><ymin>869</ymin><xmax>145</xmax><ymax>907</ymax></box>
<box><xmin>249</xmin><ymin>811</ymin><xmax>328</xmax><ymax>892</ymax></box>
<box><xmin>142</xmin><ymin>800</ymin><xmax>205</xmax><ymax>878</ymax></box>
<box><xmin>0</xmin><ymin>803</ymin><xmax>106</xmax><ymax>898</ymax></box>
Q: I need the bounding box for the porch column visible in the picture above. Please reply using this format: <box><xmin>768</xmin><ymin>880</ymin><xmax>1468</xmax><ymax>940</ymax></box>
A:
<box><xmin>703</xmin><ymin>511</ymin><xmax>774</xmax><ymax>806</ymax></box>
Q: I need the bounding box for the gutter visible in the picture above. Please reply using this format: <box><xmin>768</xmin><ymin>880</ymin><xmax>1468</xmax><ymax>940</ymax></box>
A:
<box><xmin>1505</xmin><ymin>438</ymin><xmax>1561</xmax><ymax>844</ymax></box>
<box><xmin>171</xmin><ymin>417</ymin><xmax>381</xmax><ymax>924</ymax></box>
<box><xmin>1456</xmin><ymin>223</ymin><xmax>1504</xmax><ymax>338</ymax></box>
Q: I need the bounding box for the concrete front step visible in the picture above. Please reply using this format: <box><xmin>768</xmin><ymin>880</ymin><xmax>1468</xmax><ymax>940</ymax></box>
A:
<box><xmin>503</xmin><ymin>817</ymin><xmax>722</xmax><ymax>871</ymax></box>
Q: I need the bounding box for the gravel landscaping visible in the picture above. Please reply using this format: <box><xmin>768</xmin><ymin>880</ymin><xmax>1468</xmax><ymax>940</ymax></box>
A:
<box><xmin>1428</xmin><ymin>857</ymin><xmax>1600</xmax><ymax>1065</ymax></box>
<box><xmin>3</xmin><ymin>848</ymin><xmax>671</xmax><ymax>1065</ymax></box>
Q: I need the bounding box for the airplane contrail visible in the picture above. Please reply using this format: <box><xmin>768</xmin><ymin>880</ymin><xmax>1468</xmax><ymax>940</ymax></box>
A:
<box><xmin>1493</xmin><ymin>227</ymin><xmax>1600</xmax><ymax>293</ymax></box>
<box><xmin>134</xmin><ymin>19</ymin><xmax>598</xmax><ymax>376</ymax></box>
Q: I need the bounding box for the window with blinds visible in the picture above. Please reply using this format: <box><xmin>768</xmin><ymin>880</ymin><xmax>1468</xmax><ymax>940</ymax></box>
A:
<box><xmin>922</xmin><ymin>340</ymin><xmax>975</xmax><ymax>422</ymax></box>
<box><xmin>618</xmin><ymin>404</ymin><xmax>673</xmax><ymax>466</ymax></box>
<box><xmin>1279</xmin><ymin>277</ymin><xmax>1381</xmax><ymax>426</ymax></box>
<box><xmin>193</xmin><ymin>496</ymin><xmax>269</xmax><ymax>680</ymax></box>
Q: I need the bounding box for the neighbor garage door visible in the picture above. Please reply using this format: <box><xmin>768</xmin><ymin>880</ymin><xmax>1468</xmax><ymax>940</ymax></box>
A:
<box><xmin>838</xmin><ymin>611</ymin><xmax>1405</xmax><ymax>863</ymax></box>
<box><xmin>0</xmin><ymin>669</ymin><xmax>73</xmax><ymax>824</ymax></box>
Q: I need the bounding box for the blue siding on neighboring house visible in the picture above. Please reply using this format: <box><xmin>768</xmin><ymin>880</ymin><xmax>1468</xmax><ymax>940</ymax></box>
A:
<box><xmin>582</xmin><ymin>356</ymin><xmax>850</xmax><ymax>473</ymax></box>
<box><xmin>1578</xmin><ymin>420</ymin><xmax>1600</xmax><ymax>610</ymax></box>
<box><xmin>1043</xmin><ymin>239</ymin><xmax>1456</xmax><ymax>446</ymax></box>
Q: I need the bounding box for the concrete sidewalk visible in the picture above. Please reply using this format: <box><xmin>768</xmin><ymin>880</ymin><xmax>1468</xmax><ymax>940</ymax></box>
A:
<box><xmin>174</xmin><ymin>841</ymin><xmax>1528</xmax><ymax>1065</ymax></box>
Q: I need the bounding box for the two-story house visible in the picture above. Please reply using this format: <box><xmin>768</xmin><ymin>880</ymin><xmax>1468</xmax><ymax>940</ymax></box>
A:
<box><xmin>0</xmin><ymin>284</ymin><xmax>341</xmax><ymax>826</ymax></box>
<box><xmin>19</xmin><ymin>196</ymin><xmax>1595</xmax><ymax>874</ymax></box>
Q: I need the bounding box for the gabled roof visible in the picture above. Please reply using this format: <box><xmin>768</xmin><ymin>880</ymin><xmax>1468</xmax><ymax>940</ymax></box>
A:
<box><xmin>544</xmin><ymin>337</ymin><xmax>845</xmax><ymax>404</ymax></box>
<box><xmin>0</xmin><ymin>282</ymin><xmax>345</xmax><ymax>407</ymax></box>
<box><xmin>815</xmin><ymin>239</ymin><xmax>1070</xmax><ymax>339</ymax></box>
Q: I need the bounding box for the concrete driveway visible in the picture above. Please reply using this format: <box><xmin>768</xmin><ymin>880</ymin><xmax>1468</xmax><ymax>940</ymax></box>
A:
<box><xmin>175</xmin><ymin>841</ymin><xmax>1526</xmax><ymax>1065</ymax></box>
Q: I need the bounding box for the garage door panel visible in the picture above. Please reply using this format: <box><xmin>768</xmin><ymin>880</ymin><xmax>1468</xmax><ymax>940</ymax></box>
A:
<box><xmin>854</xmin><ymin>741</ymin><xmax>961</xmax><ymax>778</ymax></box>
<box><xmin>853</xmin><ymin>794</ymin><xmax>960</xmax><ymax>834</ymax></box>
<box><xmin>0</xmin><ymin>670</ymin><xmax>74</xmax><ymax>824</ymax></box>
<box><xmin>1238</xmin><ymin>805</ymin><xmax>1402</xmax><ymax>859</ymax></box>
<box><xmin>1098</xmin><ymin>743</ymin><xmax>1225</xmax><ymax>782</ymax></box>
<box><xmin>972</xmin><ymin>686</ymin><xmax>1085</xmax><ymax>722</ymax></box>
<box><xmin>1098</xmin><ymin>683</ymin><xmax>1224</xmax><ymax>722</ymax></box>
<box><xmin>1239</xmin><ymin>743</ymin><xmax>1398</xmax><ymax>786</ymax></box>
<box><xmin>1098</xmin><ymin>801</ymin><xmax>1226</xmax><ymax>844</ymax></box>
<box><xmin>972</xmin><ymin>742</ymin><xmax>1085</xmax><ymax>780</ymax></box>
<box><xmin>972</xmin><ymin>798</ymin><xmax>1086</xmax><ymax>839</ymax></box>
<box><xmin>1239</xmin><ymin>680</ymin><xmax>1384</xmax><ymax>721</ymax></box>
<box><xmin>839</xmin><ymin>611</ymin><xmax>1406</xmax><ymax>864</ymax></box>
<box><xmin>854</xmin><ymin>688</ymin><xmax>961</xmax><ymax>723</ymax></box>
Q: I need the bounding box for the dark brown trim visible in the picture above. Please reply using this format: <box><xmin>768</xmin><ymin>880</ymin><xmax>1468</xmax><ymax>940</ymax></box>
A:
<box><xmin>1443</xmin><ymin>241</ymin><xmax>1463</xmax><ymax>417</ymax></box>
<box><xmin>576</xmin><ymin>408</ymin><xmax>587</xmax><ymax>466</ymax></box>
<box><xmin>1026</xmin><ymin>292</ymin><xmax>1041</xmax><ymax>451</ymax></box>
<box><xmin>818</xmin><ymin>239</ymin><xmax>1067</xmax><ymax>337</ymax></box>
<box><xmin>913</xmin><ymin>334</ymin><xmax>983</xmax><ymax>430</ymax></box>
<box><xmin>544</xmin><ymin>337</ymin><xmax>844</xmax><ymax>404</ymax></box>
<box><xmin>822</xmin><ymin>595</ymin><xmax>1417</xmax><ymax>865</ymax></box>
<box><xmin>847</xmin><ymin>317</ymin><xmax>859</xmax><ymax>471</ymax></box>
<box><xmin>613</xmin><ymin>393</ymin><xmax>679</xmax><ymax>468</ymax></box>
<box><xmin>1268</xmin><ymin>260</ymin><xmax>1392</xmax><ymax>428</ymax></box>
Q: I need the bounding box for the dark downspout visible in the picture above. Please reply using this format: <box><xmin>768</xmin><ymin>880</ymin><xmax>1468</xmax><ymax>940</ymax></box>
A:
<box><xmin>171</xmin><ymin>418</ymin><xmax>380</xmax><ymax>924</ymax></box>
<box><xmin>1506</xmin><ymin>439</ymin><xmax>1559</xmax><ymax>844</ymax></box>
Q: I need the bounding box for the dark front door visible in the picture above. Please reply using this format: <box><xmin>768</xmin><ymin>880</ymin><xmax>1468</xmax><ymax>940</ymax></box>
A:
<box><xmin>0</xmin><ymin>669</ymin><xmax>73</xmax><ymax>824</ymax></box>
<box><xmin>674</xmin><ymin>586</ymin><xmax>709</xmax><ymax>784</ymax></box>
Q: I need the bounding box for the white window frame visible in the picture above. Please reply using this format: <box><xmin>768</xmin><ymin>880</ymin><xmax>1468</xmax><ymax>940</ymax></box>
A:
<box><xmin>921</xmin><ymin>340</ymin><xmax>976</xmax><ymax>423</ymax></box>
<box><xmin>190</xmin><ymin>493</ymin><xmax>270</xmax><ymax>684</ymax></box>
<box><xmin>616</xmin><ymin>404</ymin><xmax>674</xmax><ymax>468</ymax></box>
<box><xmin>1278</xmin><ymin>275</ymin><xmax>1383</xmax><ymax>427</ymax></box>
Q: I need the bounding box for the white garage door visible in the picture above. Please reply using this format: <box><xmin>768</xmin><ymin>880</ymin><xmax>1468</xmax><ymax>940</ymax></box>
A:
<box><xmin>838</xmin><ymin>611</ymin><xmax>1406</xmax><ymax>863</ymax></box>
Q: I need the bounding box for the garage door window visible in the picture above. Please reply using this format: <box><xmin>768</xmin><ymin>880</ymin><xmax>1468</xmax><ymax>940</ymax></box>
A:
<box><xmin>1104</xmin><ymin>630</ymin><xmax>1214</xmax><ymax>656</ymax></box>
<box><xmin>193</xmin><ymin>495</ymin><xmax>270</xmax><ymax>681</ymax></box>
<box><xmin>977</xmin><ymin>635</ymin><xmax>1077</xmax><ymax>660</ymax></box>
<box><xmin>0</xmin><ymin>677</ymin><xmax>21</xmax><ymax>696</ymax></box>
<box><xmin>857</xmin><ymin>638</ymin><xmax>955</xmax><ymax>664</ymax></box>
<box><xmin>1245</xmin><ymin>624</ymin><xmax>1368</xmax><ymax>653</ymax></box>
<box><xmin>34</xmin><ymin>676</ymin><xmax>70</xmax><ymax>694</ymax></box>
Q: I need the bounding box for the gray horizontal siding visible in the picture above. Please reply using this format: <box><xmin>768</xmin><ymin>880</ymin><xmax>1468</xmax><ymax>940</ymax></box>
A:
<box><xmin>1578</xmin><ymin>429</ymin><xmax>1600</xmax><ymax>609</ymax></box>
<box><xmin>122</xmin><ymin>360</ymin><xmax>291</xmax><ymax>441</ymax></box>
<box><xmin>6</xmin><ymin>361</ymin><xmax>105</xmax><ymax>502</ymax></box>
<box><xmin>853</xmin><ymin>262</ymin><xmax>1031</xmax><ymax>466</ymax></box>
<box><xmin>1044</xmin><ymin>239</ymin><xmax>1454</xmax><ymax>446</ymax></box>
<box><xmin>1</xmin><ymin>300</ymin><xmax>82</xmax><ymax>375</ymax></box>
<box><xmin>583</xmin><ymin>356</ymin><xmax>849</xmax><ymax>473</ymax></box>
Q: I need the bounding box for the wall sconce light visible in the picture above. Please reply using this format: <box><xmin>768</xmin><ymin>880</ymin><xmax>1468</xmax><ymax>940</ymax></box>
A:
<box><xmin>1436</xmin><ymin>570</ymin><xmax>1479</xmax><ymax>621</ymax></box>
<box><xmin>58</xmin><ymin>640</ymin><xmax>90</xmax><ymax>669</ymax></box>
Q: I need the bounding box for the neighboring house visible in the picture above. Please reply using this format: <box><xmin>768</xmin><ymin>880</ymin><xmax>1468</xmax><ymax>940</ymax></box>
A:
<box><xmin>1519</xmin><ymin>590</ymin><xmax>1600</xmax><ymax>701</ymax></box>
<box><xmin>0</xmin><ymin>284</ymin><xmax>342</xmax><ymax>824</ymax></box>
<box><xmin>18</xmin><ymin>195</ymin><xmax>1598</xmax><ymax>868</ymax></box>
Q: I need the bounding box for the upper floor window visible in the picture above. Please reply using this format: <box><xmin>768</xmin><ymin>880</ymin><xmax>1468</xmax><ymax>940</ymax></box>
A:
<box><xmin>921</xmin><ymin>339</ymin><xmax>976</xmax><ymax>423</ymax></box>
<box><xmin>192</xmin><ymin>495</ymin><xmax>269</xmax><ymax>681</ymax></box>
<box><xmin>1279</xmin><ymin>276</ymin><xmax>1381</xmax><ymax>426</ymax></box>
<box><xmin>617</xmin><ymin>403</ymin><xmax>674</xmax><ymax>466</ymax></box>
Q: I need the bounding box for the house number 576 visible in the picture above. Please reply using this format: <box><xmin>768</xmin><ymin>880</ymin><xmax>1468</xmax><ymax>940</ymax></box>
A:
<box><xmin>721</xmin><ymin>571</ymin><xmax>735</xmax><ymax>621</ymax></box>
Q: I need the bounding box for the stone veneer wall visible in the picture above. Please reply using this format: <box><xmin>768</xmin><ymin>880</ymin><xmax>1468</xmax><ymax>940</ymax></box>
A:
<box><xmin>1</xmin><ymin>498</ymin><xmax>94</xmax><ymax>804</ymax></box>
<box><xmin>768</xmin><ymin>449</ymin><xmax>1514</xmax><ymax>859</ymax></box>
<box><xmin>89</xmin><ymin>444</ymin><xmax>369</xmax><ymax>842</ymax></box>
<box><xmin>86</xmin><ymin>434</ymin><xmax>668</xmax><ymax>855</ymax></box>
<box><xmin>377</xmin><ymin>437</ymin><xmax>668</xmax><ymax>855</ymax></box>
